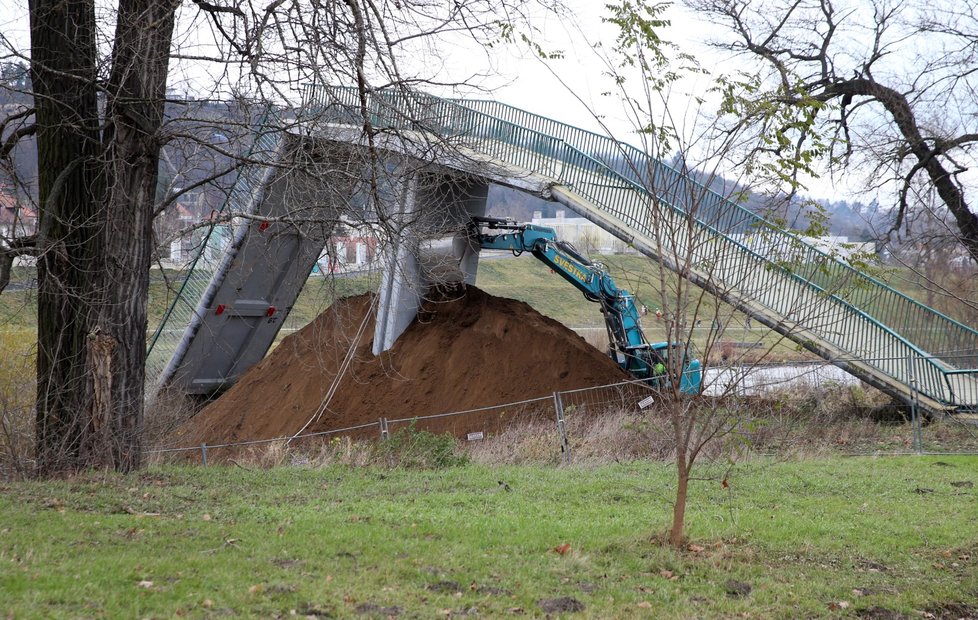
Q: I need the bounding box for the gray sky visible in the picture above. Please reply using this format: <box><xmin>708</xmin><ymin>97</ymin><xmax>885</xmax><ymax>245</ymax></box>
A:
<box><xmin>0</xmin><ymin>0</ymin><xmax>725</xmax><ymax>156</ymax></box>
<box><xmin>0</xmin><ymin>0</ymin><xmax>863</xmax><ymax>202</ymax></box>
<box><xmin>441</xmin><ymin>2</ymin><xmax>722</xmax><ymax>139</ymax></box>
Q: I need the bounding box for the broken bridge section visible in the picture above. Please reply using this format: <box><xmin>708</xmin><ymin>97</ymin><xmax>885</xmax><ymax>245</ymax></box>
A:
<box><xmin>153</xmin><ymin>135</ymin><xmax>344</xmax><ymax>396</ymax></box>
<box><xmin>373</xmin><ymin>171</ymin><xmax>488</xmax><ymax>355</ymax></box>
<box><xmin>148</xmin><ymin>132</ymin><xmax>490</xmax><ymax>397</ymax></box>
<box><xmin>301</xmin><ymin>85</ymin><xmax>978</xmax><ymax>414</ymax></box>
<box><xmin>151</xmin><ymin>86</ymin><xmax>978</xmax><ymax>414</ymax></box>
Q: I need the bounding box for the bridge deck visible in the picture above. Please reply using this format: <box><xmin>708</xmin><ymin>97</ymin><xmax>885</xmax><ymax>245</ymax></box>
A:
<box><xmin>146</xmin><ymin>87</ymin><xmax>978</xmax><ymax>412</ymax></box>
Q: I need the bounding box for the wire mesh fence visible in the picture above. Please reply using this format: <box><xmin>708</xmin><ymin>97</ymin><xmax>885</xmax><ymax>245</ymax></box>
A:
<box><xmin>148</xmin><ymin>356</ymin><xmax>978</xmax><ymax>467</ymax></box>
<box><xmin>384</xmin><ymin>396</ymin><xmax>554</xmax><ymax>441</ymax></box>
<box><xmin>147</xmin><ymin>421</ymin><xmax>382</xmax><ymax>466</ymax></box>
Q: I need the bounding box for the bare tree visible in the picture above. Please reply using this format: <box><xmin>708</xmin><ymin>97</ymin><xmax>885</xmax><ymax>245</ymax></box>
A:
<box><xmin>688</xmin><ymin>0</ymin><xmax>978</xmax><ymax>265</ymax></box>
<box><xmin>0</xmin><ymin>0</ymin><xmax>560</xmax><ymax>475</ymax></box>
<box><xmin>556</xmin><ymin>0</ymin><xmax>865</xmax><ymax>547</ymax></box>
<box><xmin>888</xmin><ymin>179</ymin><xmax>978</xmax><ymax>328</ymax></box>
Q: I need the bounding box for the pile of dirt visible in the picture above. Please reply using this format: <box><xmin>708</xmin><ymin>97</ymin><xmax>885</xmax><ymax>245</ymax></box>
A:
<box><xmin>169</xmin><ymin>286</ymin><xmax>628</xmax><ymax>451</ymax></box>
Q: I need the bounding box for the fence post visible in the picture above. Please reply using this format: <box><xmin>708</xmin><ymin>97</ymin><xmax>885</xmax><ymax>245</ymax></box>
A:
<box><xmin>907</xmin><ymin>357</ymin><xmax>923</xmax><ymax>454</ymax></box>
<box><xmin>201</xmin><ymin>443</ymin><xmax>208</xmax><ymax>466</ymax></box>
<box><xmin>379</xmin><ymin>418</ymin><xmax>389</xmax><ymax>440</ymax></box>
<box><xmin>553</xmin><ymin>391</ymin><xmax>571</xmax><ymax>465</ymax></box>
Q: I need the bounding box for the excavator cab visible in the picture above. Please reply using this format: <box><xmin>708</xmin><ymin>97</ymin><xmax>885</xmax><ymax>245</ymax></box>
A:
<box><xmin>649</xmin><ymin>342</ymin><xmax>702</xmax><ymax>395</ymax></box>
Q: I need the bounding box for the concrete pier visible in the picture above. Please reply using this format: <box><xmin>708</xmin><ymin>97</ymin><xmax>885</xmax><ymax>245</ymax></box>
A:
<box><xmin>373</xmin><ymin>172</ymin><xmax>488</xmax><ymax>355</ymax></box>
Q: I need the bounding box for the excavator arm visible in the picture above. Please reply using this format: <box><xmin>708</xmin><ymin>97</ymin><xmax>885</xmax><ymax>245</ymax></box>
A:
<box><xmin>469</xmin><ymin>217</ymin><xmax>701</xmax><ymax>393</ymax></box>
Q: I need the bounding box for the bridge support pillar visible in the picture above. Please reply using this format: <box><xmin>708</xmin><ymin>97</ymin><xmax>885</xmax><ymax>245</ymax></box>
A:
<box><xmin>373</xmin><ymin>173</ymin><xmax>488</xmax><ymax>355</ymax></box>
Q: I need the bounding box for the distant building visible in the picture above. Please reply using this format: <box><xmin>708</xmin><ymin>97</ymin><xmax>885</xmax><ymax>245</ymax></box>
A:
<box><xmin>167</xmin><ymin>203</ymin><xmax>198</xmax><ymax>263</ymax></box>
<box><xmin>801</xmin><ymin>235</ymin><xmax>876</xmax><ymax>261</ymax></box>
<box><xmin>0</xmin><ymin>188</ymin><xmax>36</xmax><ymax>242</ymax></box>
<box><xmin>318</xmin><ymin>218</ymin><xmax>381</xmax><ymax>274</ymax></box>
<box><xmin>530</xmin><ymin>210</ymin><xmax>632</xmax><ymax>254</ymax></box>
<box><xmin>729</xmin><ymin>232</ymin><xmax>875</xmax><ymax>263</ymax></box>
<box><xmin>159</xmin><ymin>196</ymin><xmax>229</xmax><ymax>266</ymax></box>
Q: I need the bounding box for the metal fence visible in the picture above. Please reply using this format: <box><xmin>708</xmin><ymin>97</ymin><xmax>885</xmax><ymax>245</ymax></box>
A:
<box><xmin>147</xmin><ymin>357</ymin><xmax>978</xmax><ymax>466</ymax></box>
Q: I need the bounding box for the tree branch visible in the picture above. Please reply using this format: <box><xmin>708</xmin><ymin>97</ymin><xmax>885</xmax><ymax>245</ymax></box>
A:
<box><xmin>1</xmin><ymin>123</ymin><xmax>37</xmax><ymax>160</ymax></box>
<box><xmin>0</xmin><ymin>234</ymin><xmax>37</xmax><ymax>294</ymax></box>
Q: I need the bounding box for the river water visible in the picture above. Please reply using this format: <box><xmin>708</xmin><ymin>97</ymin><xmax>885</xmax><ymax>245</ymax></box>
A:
<box><xmin>702</xmin><ymin>362</ymin><xmax>858</xmax><ymax>396</ymax></box>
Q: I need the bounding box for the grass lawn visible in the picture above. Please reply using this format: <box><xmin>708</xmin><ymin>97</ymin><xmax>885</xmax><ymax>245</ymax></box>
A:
<box><xmin>1</xmin><ymin>456</ymin><xmax>976</xmax><ymax>618</ymax></box>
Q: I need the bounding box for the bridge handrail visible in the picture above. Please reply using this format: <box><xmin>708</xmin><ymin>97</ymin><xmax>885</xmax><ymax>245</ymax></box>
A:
<box><xmin>301</xmin><ymin>83</ymin><xmax>978</xmax><ymax>407</ymax></box>
<box><xmin>560</xmin><ymin>140</ymin><xmax>950</xmax><ymax>395</ymax></box>
<box><xmin>454</xmin><ymin>98</ymin><xmax>978</xmax><ymax>355</ymax></box>
<box><xmin>449</xmin><ymin>98</ymin><xmax>978</xmax><ymax>368</ymax></box>
<box><xmin>451</xmin><ymin>98</ymin><xmax>977</xmax><ymax>338</ymax></box>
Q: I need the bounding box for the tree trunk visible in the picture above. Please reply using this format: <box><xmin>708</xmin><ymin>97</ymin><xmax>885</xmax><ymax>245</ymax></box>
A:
<box><xmin>90</xmin><ymin>0</ymin><xmax>178</xmax><ymax>472</ymax></box>
<box><xmin>669</xmin><ymin>456</ymin><xmax>689</xmax><ymax>547</ymax></box>
<box><xmin>669</xmin><ymin>402</ymin><xmax>689</xmax><ymax>547</ymax></box>
<box><xmin>30</xmin><ymin>0</ymin><xmax>178</xmax><ymax>475</ymax></box>
<box><xmin>30</xmin><ymin>0</ymin><xmax>103</xmax><ymax>475</ymax></box>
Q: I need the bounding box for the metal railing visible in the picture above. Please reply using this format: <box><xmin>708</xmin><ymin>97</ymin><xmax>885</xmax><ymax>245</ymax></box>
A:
<box><xmin>301</xmin><ymin>84</ymin><xmax>978</xmax><ymax>409</ymax></box>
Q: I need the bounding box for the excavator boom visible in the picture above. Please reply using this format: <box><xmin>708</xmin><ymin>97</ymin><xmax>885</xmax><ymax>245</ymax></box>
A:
<box><xmin>469</xmin><ymin>217</ymin><xmax>701</xmax><ymax>393</ymax></box>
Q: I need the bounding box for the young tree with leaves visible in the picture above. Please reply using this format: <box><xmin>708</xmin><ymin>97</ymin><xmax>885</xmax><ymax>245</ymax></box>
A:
<box><xmin>575</xmin><ymin>0</ymin><xmax>862</xmax><ymax>547</ymax></box>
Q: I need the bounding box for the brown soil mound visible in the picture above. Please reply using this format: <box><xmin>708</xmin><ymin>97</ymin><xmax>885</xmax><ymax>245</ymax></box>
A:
<box><xmin>169</xmin><ymin>286</ymin><xmax>628</xmax><ymax>451</ymax></box>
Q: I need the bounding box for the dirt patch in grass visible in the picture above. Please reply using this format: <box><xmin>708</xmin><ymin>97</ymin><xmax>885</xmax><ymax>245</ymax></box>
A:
<box><xmin>538</xmin><ymin>596</ymin><xmax>585</xmax><ymax>614</ymax></box>
<box><xmin>725</xmin><ymin>579</ymin><xmax>752</xmax><ymax>598</ymax></box>
<box><xmin>426</xmin><ymin>580</ymin><xmax>463</xmax><ymax>594</ymax></box>
<box><xmin>169</xmin><ymin>286</ymin><xmax>627</xmax><ymax>457</ymax></box>
<box><xmin>856</xmin><ymin>607</ymin><xmax>909</xmax><ymax>619</ymax></box>
<box><xmin>355</xmin><ymin>602</ymin><xmax>402</xmax><ymax>617</ymax></box>
<box><xmin>924</xmin><ymin>602</ymin><xmax>978</xmax><ymax>619</ymax></box>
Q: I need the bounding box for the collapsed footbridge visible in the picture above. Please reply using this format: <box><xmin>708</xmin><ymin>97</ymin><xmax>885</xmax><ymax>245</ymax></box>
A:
<box><xmin>147</xmin><ymin>85</ymin><xmax>978</xmax><ymax>414</ymax></box>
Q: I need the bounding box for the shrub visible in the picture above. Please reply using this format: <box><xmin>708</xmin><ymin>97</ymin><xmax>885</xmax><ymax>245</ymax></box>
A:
<box><xmin>373</xmin><ymin>423</ymin><xmax>469</xmax><ymax>469</ymax></box>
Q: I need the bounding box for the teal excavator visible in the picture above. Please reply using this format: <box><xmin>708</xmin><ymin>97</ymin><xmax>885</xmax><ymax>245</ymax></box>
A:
<box><xmin>469</xmin><ymin>217</ymin><xmax>702</xmax><ymax>394</ymax></box>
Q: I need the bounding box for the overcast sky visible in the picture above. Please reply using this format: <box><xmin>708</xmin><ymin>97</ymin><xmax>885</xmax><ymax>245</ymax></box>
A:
<box><xmin>440</xmin><ymin>2</ymin><xmax>725</xmax><ymax>142</ymax></box>
<box><xmin>0</xmin><ymin>0</ymin><xmax>724</xmax><ymax>134</ymax></box>
<box><xmin>0</xmin><ymin>1</ymin><xmax>847</xmax><ymax>200</ymax></box>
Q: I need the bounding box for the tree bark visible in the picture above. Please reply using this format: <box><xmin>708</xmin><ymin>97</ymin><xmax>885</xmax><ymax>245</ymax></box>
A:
<box><xmin>669</xmin><ymin>406</ymin><xmax>688</xmax><ymax>547</ymax></box>
<box><xmin>30</xmin><ymin>0</ymin><xmax>103</xmax><ymax>475</ymax></box>
<box><xmin>30</xmin><ymin>0</ymin><xmax>178</xmax><ymax>475</ymax></box>
<box><xmin>90</xmin><ymin>0</ymin><xmax>179</xmax><ymax>472</ymax></box>
<box><xmin>670</xmin><ymin>457</ymin><xmax>689</xmax><ymax>547</ymax></box>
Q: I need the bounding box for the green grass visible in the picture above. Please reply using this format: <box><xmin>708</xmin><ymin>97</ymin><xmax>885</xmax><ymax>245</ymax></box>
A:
<box><xmin>1</xmin><ymin>457</ymin><xmax>976</xmax><ymax>618</ymax></box>
<box><xmin>283</xmin><ymin>272</ymin><xmax>382</xmax><ymax>332</ymax></box>
<box><xmin>0</xmin><ymin>291</ymin><xmax>36</xmax><ymax>331</ymax></box>
<box><xmin>477</xmin><ymin>254</ymin><xmax>677</xmax><ymax>327</ymax></box>
<box><xmin>477</xmin><ymin>255</ymin><xmax>811</xmax><ymax>361</ymax></box>
<box><xmin>0</xmin><ymin>328</ymin><xmax>34</xmax><ymax>411</ymax></box>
